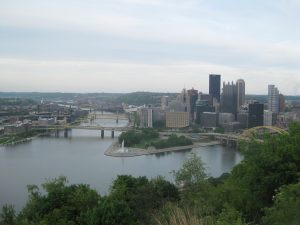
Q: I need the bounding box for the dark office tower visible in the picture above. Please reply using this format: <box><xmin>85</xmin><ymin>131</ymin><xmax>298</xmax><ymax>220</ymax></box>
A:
<box><xmin>209</xmin><ymin>74</ymin><xmax>221</xmax><ymax>102</ymax></box>
<box><xmin>187</xmin><ymin>88</ymin><xmax>198</xmax><ymax>121</ymax></box>
<box><xmin>248</xmin><ymin>102</ymin><xmax>264</xmax><ymax>128</ymax></box>
<box><xmin>220</xmin><ymin>81</ymin><xmax>237</xmax><ymax>115</ymax></box>
<box><xmin>195</xmin><ymin>99</ymin><xmax>214</xmax><ymax>124</ymax></box>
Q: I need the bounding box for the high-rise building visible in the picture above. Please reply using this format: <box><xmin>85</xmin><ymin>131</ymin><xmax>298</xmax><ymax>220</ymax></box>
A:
<box><xmin>236</xmin><ymin>79</ymin><xmax>245</xmax><ymax>110</ymax></box>
<box><xmin>161</xmin><ymin>96</ymin><xmax>169</xmax><ymax>110</ymax></box>
<box><xmin>209</xmin><ymin>74</ymin><xmax>221</xmax><ymax>102</ymax></box>
<box><xmin>248</xmin><ymin>102</ymin><xmax>264</xmax><ymax>128</ymax></box>
<box><xmin>187</xmin><ymin>88</ymin><xmax>198</xmax><ymax>121</ymax></box>
<box><xmin>268</xmin><ymin>85</ymin><xmax>279</xmax><ymax>113</ymax></box>
<box><xmin>178</xmin><ymin>88</ymin><xmax>190</xmax><ymax>113</ymax></box>
<box><xmin>137</xmin><ymin>106</ymin><xmax>153</xmax><ymax>128</ymax></box>
<box><xmin>198</xmin><ymin>92</ymin><xmax>213</xmax><ymax>105</ymax></box>
<box><xmin>279</xmin><ymin>94</ymin><xmax>285</xmax><ymax>112</ymax></box>
<box><xmin>195</xmin><ymin>99</ymin><xmax>214</xmax><ymax>124</ymax></box>
<box><xmin>221</xmin><ymin>81</ymin><xmax>237</xmax><ymax>115</ymax></box>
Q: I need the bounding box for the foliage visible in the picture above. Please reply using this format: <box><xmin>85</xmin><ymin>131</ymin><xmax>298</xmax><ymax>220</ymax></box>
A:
<box><xmin>262</xmin><ymin>181</ymin><xmax>300</xmax><ymax>225</ymax></box>
<box><xmin>151</xmin><ymin>134</ymin><xmax>193</xmax><ymax>149</ymax></box>
<box><xmin>153</xmin><ymin>120</ymin><xmax>166</xmax><ymax>129</ymax></box>
<box><xmin>0</xmin><ymin>130</ymin><xmax>48</xmax><ymax>145</ymax></box>
<box><xmin>215</xmin><ymin>122</ymin><xmax>300</xmax><ymax>222</ymax></box>
<box><xmin>216</xmin><ymin>205</ymin><xmax>246</xmax><ymax>225</ymax></box>
<box><xmin>214</xmin><ymin>127</ymin><xmax>224</xmax><ymax>134</ymax></box>
<box><xmin>118</xmin><ymin>128</ymin><xmax>159</xmax><ymax>147</ymax></box>
<box><xmin>0</xmin><ymin>205</ymin><xmax>16</xmax><ymax>225</ymax></box>
<box><xmin>16</xmin><ymin>176</ymin><xmax>100</xmax><ymax>225</ymax></box>
<box><xmin>107</xmin><ymin>175</ymin><xmax>179</xmax><ymax>224</ymax></box>
<box><xmin>155</xmin><ymin>204</ymin><xmax>206</xmax><ymax>225</ymax></box>
<box><xmin>173</xmin><ymin>153</ymin><xmax>207</xmax><ymax>187</ymax></box>
<box><xmin>1</xmin><ymin>175</ymin><xmax>179</xmax><ymax>225</ymax></box>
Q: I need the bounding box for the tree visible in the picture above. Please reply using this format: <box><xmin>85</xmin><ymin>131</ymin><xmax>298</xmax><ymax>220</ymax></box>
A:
<box><xmin>262</xmin><ymin>181</ymin><xmax>300</xmax><ymax>225</ymax></box>
<box><xmin>0</xmin><ymin>205</ymin><xmax>16</xmax><ymax>225</ymax></box>
<box><xmin>16</xmin><ymin>176</ymin><xmax>100</xmax><ymax>225</ymax></box>
<box><xmin>173</xmin><ymin>153</ymin><xmax>207</xmax><ymax>188</ymax></box>
<box><xmin>218</xmin><ymin>123</ymin><xmax>300</xmax><ymax>222</ymax></box>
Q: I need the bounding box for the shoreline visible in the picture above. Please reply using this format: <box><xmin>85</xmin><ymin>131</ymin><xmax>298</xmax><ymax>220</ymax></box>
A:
<box><xmin>0</xmin><ymin>131</ymin><xmax>52</xmax><ymax>147</ymax></box>
<box><xmin>104</xmin><ymin>140</ymin><xmax>221</xmax><ymax>157</ymax></box>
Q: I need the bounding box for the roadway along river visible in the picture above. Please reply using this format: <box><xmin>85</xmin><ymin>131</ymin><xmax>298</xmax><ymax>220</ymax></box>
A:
<box><xmin>0</xmin><ymin>117</ymin><xmax>243</xmax><ymax>211</ymax></box>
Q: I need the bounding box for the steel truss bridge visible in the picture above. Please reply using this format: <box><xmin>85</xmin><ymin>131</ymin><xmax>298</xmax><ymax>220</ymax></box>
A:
<box><xmin>200</xmin><ymin>126</ymin><xmax>288</xmax><ymax>147</ymax></box>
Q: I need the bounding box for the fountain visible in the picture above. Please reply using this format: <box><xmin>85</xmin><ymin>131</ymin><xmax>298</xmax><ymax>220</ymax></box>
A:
<box><xmin>117</xmin><ymin>140</ymin><xmax>128</xmax><ymax>153</ymax></box>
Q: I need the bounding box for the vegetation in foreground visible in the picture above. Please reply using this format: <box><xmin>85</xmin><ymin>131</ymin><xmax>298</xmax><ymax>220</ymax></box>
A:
<box><xmin>1</xmin><ymin>122</ymin><xmax>300</xmax><ymax>225</ymax></box>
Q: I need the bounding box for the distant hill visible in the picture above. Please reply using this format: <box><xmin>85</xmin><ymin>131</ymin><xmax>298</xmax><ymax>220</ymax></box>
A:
<box><xmin>114</xmin><ymin>92</ymin><xmax>178</xmax><ymax>106</ymax></box>
<box><xmin>0</xmin><ymin>92</ymin><xmax>299</xmax><ymax>105</ymax></box>
<box><xmin>246</xmin><ymin>95</ymin><xmax>300</xmax><ymax>103</ymax></box>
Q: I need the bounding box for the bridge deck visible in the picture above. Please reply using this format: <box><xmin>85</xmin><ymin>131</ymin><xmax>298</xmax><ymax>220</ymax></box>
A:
<box><xmin>32</xmin><ymin>125</ymin><xmax>132</xmax><ymax>131</ymax></box>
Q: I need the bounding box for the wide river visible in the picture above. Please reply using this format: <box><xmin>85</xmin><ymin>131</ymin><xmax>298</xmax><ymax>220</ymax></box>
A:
<box><xmin>0</xmin><ymin>117</ymin><xmax>243</xmax><ymax>211</ymax></box>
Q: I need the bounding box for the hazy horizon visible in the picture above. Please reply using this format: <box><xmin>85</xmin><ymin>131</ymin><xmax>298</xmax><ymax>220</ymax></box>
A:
<box><xmin>1</xmin><ymin>0</ymin><xmax>300</xmax><ymax>95</ymax></box>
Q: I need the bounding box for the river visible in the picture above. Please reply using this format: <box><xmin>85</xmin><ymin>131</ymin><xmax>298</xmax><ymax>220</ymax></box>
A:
<box><xmin>0</xmin><ymin>117</ymin><xmax>243</xmax><ymax>211</ymax></box>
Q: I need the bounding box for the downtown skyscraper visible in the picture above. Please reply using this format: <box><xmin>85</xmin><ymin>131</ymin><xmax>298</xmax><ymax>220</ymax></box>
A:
<box><xmin>236</xmin><ymin>79</ymin><xmax>245</xmax><ymax>110</ymax></box>
<box><xmin>268</xmin><ymin>85</ymin><xmax>279</xmax><ymax>113</ymax></box>
<box><xmin>209</xmin><ymin>74</ymin><xmax>221</xmax><ymax>102</ymax></box>
<box><xmin>221</xmin><ymin>81</ymin><xmax>238</xmax><ymax>115</ymax></box>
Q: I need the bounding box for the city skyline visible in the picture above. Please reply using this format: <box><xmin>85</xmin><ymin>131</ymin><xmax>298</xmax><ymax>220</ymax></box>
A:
<box><xmin>1</xmin><ymin>0</ymin><xmax>300</xmax><ymax>95</ymax></box>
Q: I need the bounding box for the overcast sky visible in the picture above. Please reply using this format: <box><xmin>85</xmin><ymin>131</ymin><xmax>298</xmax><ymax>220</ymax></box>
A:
<box><xmin>0</xmin><ymin>0</ymin><xmax>300</xmax><ymax>95</ymax></box>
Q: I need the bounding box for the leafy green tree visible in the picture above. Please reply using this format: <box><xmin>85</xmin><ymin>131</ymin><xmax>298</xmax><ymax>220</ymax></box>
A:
<box><xmin>173</xmin><ymin>153</ymin><xmax>207</xmax><ymax>188</ymax></box>
<box><xmin>108</xmin><ymin>175</ymin><xmax>179</xmax><ymax>224</ymax></box>
<box><xmin>262</xmin><ymin>181</ymin><xmax>300</xmax><ymax>225</ymax></box>
<box><xmin>0</xmin><ymin>205</ymin><xmax>16</xmax><ymax>225</ymax></box>
<box><xmin>218</xmin><ymin>122</ymin><xmax>300</xmax><ymax>222</ymax></box>
<box><xmin>16</xmin><ymin>176</ymin><xmax>100</xmax><ymax>225</ymax></box>
<box><xmin>216</xmin><ymin>205</ymin><xmax>246</xmax><ymax>225</ymax></box>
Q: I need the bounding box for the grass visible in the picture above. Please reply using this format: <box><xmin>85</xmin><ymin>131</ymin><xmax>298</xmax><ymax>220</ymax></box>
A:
<box><xmin>155</xmin><ymin>206</ymin><xmax>205</xmax><ymax>225</ymax></box>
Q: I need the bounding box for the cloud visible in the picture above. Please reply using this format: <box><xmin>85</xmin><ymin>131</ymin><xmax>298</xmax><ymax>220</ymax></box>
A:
<box><xmin>0</xmin><ymin>0</ymin><xmax>300</xmax><ymax>94</ymax></box>
<box><xmin>0</xmin><ymin>57</ymin><xmax>299</xmax><ymax>95</ymax></box>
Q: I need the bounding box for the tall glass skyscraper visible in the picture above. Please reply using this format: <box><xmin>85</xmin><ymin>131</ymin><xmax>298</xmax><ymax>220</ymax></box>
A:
<box><xmin>209</xmin><ymin>74</ymin><xmax>221</xmax><ymax>102</ymax></box>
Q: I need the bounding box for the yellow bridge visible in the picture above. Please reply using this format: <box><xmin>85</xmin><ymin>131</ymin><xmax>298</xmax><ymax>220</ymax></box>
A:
<box><xmin>201</xmin><ymin>126</ymin><xmax>288</xmax><ymax>147</ymax></box>
<box><xmin>241</xmin><ymin>126</ymin><xmax>288</xmax><ymax>138</ymax></box>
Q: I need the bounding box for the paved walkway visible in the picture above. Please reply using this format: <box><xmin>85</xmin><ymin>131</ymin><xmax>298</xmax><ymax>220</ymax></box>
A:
<box><xmin>104</xmin><ymin>140</ymin><xmax>220</xmax><ymax>157</ymax></box>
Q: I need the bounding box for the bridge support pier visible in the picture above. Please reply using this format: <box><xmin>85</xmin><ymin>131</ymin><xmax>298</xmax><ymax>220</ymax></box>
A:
<box><xmin>101</xmin><ymin>130</ymin><xmax>104</xmax><ymax>139</ymax></box>
<box><xmin>111</xmin><ymin>130</ymin><xmax>115</xmax><ymax>138</ymax></box>
<box><xmin>64</xmin><ymin>128</ymin><xmax>68</xmax><ymax>138</ymax></box>
<box><xmin>55</xmin><ymin>129</ymin><xmax>59</xmax><ymax>137</ymax></box>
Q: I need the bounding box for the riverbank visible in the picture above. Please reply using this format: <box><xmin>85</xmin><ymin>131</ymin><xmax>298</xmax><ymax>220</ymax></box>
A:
<box><xmin>0</xmin><ymin>131</ymin><xmax>51</xmax><ymax>146</ymax></box>
<box><xmin>104</xmin><ymin>140</ymin><xmax>221</xmax><ymax>157</ymax></box>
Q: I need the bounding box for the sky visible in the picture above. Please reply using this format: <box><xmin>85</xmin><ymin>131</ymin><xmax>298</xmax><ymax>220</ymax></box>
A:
<box><xmin>0</xmin><ymin>0</ymin><xmax>300</xmax><ymax>95</ymax></box>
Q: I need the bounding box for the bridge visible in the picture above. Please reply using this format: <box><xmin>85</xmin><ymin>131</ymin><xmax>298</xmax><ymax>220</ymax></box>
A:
<box><xmin>241</xmin><ymin>126</ymin><xmax>288</xmax><ymax>137</ymax></box>
<box><xmin>32</xmin><ymin>124</ymin><xmax>133</xmax><ymax>138</ymax></box>
<box><xmin>88</xmin><ymin>113</ymin><xmax>128</xmax><ymax>122</ymax></box>
<box><xmin>200</xmin><ymin>126</ymin><xmax>288</xmax><ymax>147</ymax></box>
